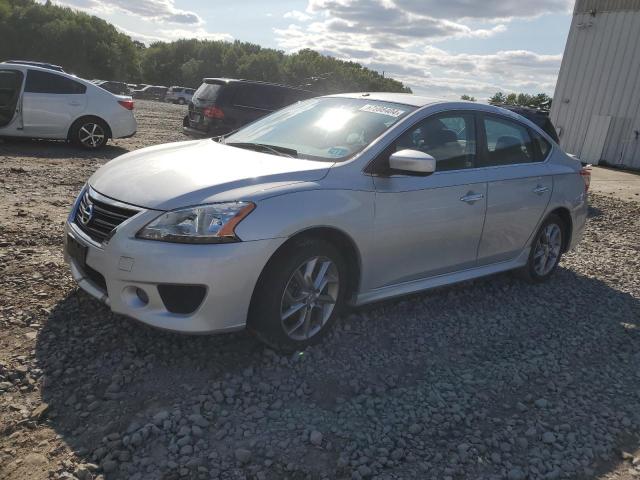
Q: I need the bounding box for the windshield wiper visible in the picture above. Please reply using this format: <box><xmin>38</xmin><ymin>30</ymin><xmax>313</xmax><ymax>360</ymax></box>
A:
<box><xmin>225</xmin><ymin>142</ymin><xmax>298</xmax><ymax>158</ymax></box>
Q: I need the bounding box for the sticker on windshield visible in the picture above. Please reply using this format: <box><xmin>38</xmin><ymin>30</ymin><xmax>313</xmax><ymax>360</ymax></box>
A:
<box><xmin>328</xmin><ymin>147</ymin><xmax>349</xmax><ymax>157</ymax></box>
<box><xmin>359</xmin><ymin>104</ymin><xmax>406</xmax><ymax>118</ymax></box>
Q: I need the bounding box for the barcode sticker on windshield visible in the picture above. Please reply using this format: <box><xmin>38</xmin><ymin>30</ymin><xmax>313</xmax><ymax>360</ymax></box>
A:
<box><xmin>360</xmin><ymin>104</ymin><xmax>405</xmax><ymax>117</ymax></box>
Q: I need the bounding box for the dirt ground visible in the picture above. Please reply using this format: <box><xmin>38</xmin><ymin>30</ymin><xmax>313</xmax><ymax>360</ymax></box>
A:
<box><xmin>0</xmin><ymin>100</ymin><xmax>639</xmax><ymax>480</ymax></box>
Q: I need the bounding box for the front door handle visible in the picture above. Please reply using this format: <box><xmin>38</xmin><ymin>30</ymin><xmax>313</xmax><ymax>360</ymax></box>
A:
<box><xmin>533</xmin><ymin>185</ymin><xmax>550</xmax><ymax>195</ymax></box>
<box><xmin>460</xmin><ymin>192</ymin><xmax>485</xmax><ymax>204</ymax></box>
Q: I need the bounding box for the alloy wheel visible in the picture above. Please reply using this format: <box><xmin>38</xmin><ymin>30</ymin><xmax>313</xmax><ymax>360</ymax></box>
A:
<box><xmin>78</xmin><ymin>123</ymin><xmax>105</xmax><ymax>148</ymax></box>
<box><xmin>280</xmin><ymin>256</ymin><xmax>339</xmax><ymax>341</ymax></box>
<box><xmin>533</xmin><ymin>223</ymin><xmax>562</xmax><ymax>276</ymax></box>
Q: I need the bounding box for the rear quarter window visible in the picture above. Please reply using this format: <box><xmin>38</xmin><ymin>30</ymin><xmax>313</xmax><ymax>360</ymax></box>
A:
<box><xmin>530</xmin><ymin>129</ymin><xmax>552</xmax><ymax>161</ymax></box>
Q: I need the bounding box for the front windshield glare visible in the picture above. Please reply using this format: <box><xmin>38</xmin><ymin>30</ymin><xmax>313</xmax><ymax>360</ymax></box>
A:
<box><xmin>224</xmin><ymin>97</ymin><xmax>415</xmax><ymax>161</ymax></box>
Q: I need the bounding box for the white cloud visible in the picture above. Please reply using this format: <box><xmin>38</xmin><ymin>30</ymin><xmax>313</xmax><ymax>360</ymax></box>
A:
<box><xmin>284</xmin><ymin>10</ymin><xmax>312</xmax><ymax>22</ymax></box>
<box><xmin>275</xmin><ymin>0</ymin><xmax>565</xmax><ymax>99</ymax></box>
<box><xmin>393</xmin><ymin>0</ymin><xmax>573</xmax><ymax>21</ymax></box>
<box><xmin>116</xmin><ymin>24</ymin><xmax>233</xmax><ymax>44</ymax></box>
<box><xmin>50</xmin><ymin>0</ymin><xmax>203</xmax><ymax>25</ymax></box>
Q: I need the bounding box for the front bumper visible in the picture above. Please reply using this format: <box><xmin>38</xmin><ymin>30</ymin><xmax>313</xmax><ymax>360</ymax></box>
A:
<box><xmin>64</xmin><ymin>214</ymin><xmax>283</xmax><ymax>334</ymax></box>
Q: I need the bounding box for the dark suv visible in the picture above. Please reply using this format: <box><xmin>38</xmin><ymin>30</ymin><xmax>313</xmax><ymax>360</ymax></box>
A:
<box><xmin>183</xmin><ymin>78</ymin><xmax>315</xmax><ymax>137</ymax></box>
<box><xmin>496</xmin><ymin>105</ymin><xmax>560</xmax><ymax>143</ymax></box>
<box><xmin>132</xmin><ymin>85</ymin><xmax>168</xmax><ymax>101</ymax></box>
<box><xmin>96</xmin><ymin>80</ymin><xmax>130</xmax><ymax>95</ymax></box>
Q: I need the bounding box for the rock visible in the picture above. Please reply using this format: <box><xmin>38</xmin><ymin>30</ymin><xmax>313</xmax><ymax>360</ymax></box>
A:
<box><xmin>234</xmin><ymin>448</ymin><xmax>251</xmax><ymax>464</ymax></box>
<box><xmin>508</xmin><ymin>467</ymin><xmax>525</xmax><ymax>480</ymax></box>
<box><xmin>408</xmin><ymin>424</ymin><xmax>422</xmax><ymax>434</ymax></box>
<box><xmin>30</xmin><ymin>403</ymin><xmax>49</xmax><ymax>421</ymax></box>
<box><xmin>542</xmin><ymin>432</ymin><xmax>556</xmax><ymax>444</ymax></box>
<box><xmin>309</xmin><ymin>430</ymin><xmax>323</xmax><ymax>446</ymax></box>
<box><xmin>534</xmin><ymin>399</ymin><xmax>549</xmax><ymax>408</ymax></box>
<box><xmin>101</xmin><ymin>460</ymin><xmax>117</xmax><ymax>473</ymax></box>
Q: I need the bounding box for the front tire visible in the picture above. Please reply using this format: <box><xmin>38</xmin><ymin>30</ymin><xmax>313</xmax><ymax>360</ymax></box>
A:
<box><xmin>177</xmin><ymin>98</ymin><xmax>186</xmax><ymax>105</ymax></box>
<box><xmin>71</xmin><ymin>118</ymin><xmax>108</xmax><ymax>149</ymax></box>
<box><xmin>520</xmin><ymin>214</ymin><xmax>565</xmax><ymax>282</ymax></box>
<box><xmin>248</xmin><ymin>238</ymin><xmax>348</xmax><ymax>351</ymax></box>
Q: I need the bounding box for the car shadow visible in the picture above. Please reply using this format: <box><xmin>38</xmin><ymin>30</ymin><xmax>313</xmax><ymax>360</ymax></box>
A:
<box><xmin>34</xmin><ymin>266</ymin><xmax>640</xmax><ymax>478</ymax></box>
<box><xmin>0</xmin><ymin>137</ymin><xmax>129</xmax><ymax>160</ymax></box>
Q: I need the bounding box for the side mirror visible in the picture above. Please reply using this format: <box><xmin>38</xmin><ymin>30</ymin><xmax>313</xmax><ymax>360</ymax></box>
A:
<box><xmin>389</xmin><ymin>149</ymin><xmax>436</xmax><ymax>175</ymax></box>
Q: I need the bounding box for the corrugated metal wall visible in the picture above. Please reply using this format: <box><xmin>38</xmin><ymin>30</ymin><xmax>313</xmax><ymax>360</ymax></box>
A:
<box><xmin>550</xmin><ymin>5</ymin><xmax>640</xmax><ymax>168</ymax></box>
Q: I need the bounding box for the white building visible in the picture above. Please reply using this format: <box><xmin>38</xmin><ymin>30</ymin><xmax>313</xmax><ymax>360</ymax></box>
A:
<box><xmin>551</xmin><ymin>0</ymin><xmax>640</xmax><ymax>169</ymax></box>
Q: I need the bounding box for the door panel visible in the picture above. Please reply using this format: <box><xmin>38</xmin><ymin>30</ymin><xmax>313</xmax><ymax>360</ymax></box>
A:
<box><xmin>476</xmin><ymin>114</ymin><xmax>553</xmax><ymax>264</ymax></box>
<box><xmin>371</xmin><ymin>171</ymin><xmax>487</xmax><ymax>289</ymax></box>
<box><xmin>477</xmin><ymin>166</ymin><xmax>552</xmax><ymax>264</ymax></box>
<box><xmin>22</xmin><ymin>69</ymin><xmax>87</xmax><ymax>137</ymax></box>
<box><xmin>22</xmin><ymin>93</ymin><xmax>86</xmax><ymax>136</ymax></box>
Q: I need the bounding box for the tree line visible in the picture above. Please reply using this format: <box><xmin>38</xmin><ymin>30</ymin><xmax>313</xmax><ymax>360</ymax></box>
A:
<box><xmin>0</xmin><ymin>0</ymin><xmax>410</xmax><ymax>94</ymax></box>
<box><xmin>461</xmin><ymin>92</ymin><xmax>552</xmax><ymax>109</ymax></box>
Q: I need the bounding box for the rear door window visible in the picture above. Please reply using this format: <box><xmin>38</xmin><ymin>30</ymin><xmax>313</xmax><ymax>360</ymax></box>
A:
<box><xmin>481</xmin><ymin>116</ymin><xmax>536</xmax><ymax>167</ymax></box>
<box><xmin>25</xmin><ymin>70</ymin><xmax>86</xmax><ymax>94</ymax></box>
<box><xmin>234</xmin><ymin>85</ymin><xmax>282</xmax><ymax>111</ymax></box>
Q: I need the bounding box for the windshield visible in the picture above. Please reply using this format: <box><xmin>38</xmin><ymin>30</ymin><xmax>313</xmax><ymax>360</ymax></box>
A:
<box><xmin>195</xmin><ymin>82</ymin><xmax>222</xmax><ymax>101</ymax></box>
<box><xmin>224</xmin><ymin>97</ymin><xmax>415</xmax><ymax>161</ymax></box>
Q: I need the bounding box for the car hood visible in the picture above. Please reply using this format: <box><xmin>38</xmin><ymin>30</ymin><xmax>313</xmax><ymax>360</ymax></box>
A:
<box><xmin>89</xmin><ymin>140</ymin><xmax>333</xmax><ymax>210</ymax></box>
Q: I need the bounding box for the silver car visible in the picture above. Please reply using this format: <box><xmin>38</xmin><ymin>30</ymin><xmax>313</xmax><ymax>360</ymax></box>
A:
<box><xmin>64</xmin><ymin>93</ymin><xmax>589</xmax><ymax>350</ymax></box>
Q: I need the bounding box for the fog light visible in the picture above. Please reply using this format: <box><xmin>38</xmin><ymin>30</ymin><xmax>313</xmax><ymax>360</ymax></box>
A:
<box><xmin>136</xmin><ymin>288</ymin><xmax>149</xmax><ymax>305</ymax></box>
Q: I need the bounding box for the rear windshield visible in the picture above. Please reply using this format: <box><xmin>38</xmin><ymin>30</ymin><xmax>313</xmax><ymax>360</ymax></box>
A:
<box><xmin>194</xmin><ymin>82</ymin><xmax>222</xmax><ymax>101</ymax></box>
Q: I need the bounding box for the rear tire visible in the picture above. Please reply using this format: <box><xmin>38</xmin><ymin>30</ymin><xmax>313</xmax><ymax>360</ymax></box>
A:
<box><xmin>248</xmin><ymin>238</ymin><xmax>348</xmax><ymax>352</ymax></box>
<box><xmin>519</xmin><ymin>214</ymin><xmax>565</xmax><ymax>283</ymax></box>
<box><xmin>178</xmin><ymin>98</ymin><xmax>186</xmax><ymax>105</ymax></box>
<box><xmin>70</xmin><ymin>117</ymin><xmax>109</xmax><ymax>149</ymax></box>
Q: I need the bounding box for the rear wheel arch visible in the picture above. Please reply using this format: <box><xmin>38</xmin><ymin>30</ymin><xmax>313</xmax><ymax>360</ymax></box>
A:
<box><xmin>67</xmin><ymin>115</ymin><xmax>113</xmax><ymax>141</ymax></box>
<box><xmin>547</xmin><ymin>207</ymin><xmax>572</xmax><ymax>252</ymax></box>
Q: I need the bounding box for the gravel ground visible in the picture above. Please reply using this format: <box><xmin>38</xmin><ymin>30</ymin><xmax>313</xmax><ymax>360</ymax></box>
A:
<box><xmin>1</xmin><ymin>100</ymin><xmax>639</xmax><ymax>480</ymax></box>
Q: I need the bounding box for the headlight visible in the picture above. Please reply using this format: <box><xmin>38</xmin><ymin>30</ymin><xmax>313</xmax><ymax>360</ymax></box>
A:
<box><xmin>136</xmin><ymin>202</ymin><xmax>255</xmax><ymax>244</ymax></box>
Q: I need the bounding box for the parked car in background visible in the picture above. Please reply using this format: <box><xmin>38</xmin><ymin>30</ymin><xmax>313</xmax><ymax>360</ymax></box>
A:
<box><xmin>4</xmin><ymin>60</ymin><xmax>65</xmax><ymax>72</ymax></box>
<box><xmin>494</xmin><ymin>105</ymin><xmax>560</xmax><ymax>143</ymax></box>
<box><xmin>65</xmin><ymin>93</ymin><xmax>589</xmax><ymax>350</ymax></box>
<box><xmin>165</xmin><ymin>86</ymin><xmax>195</xmax><ymax>104</ymax></box>
<box><xmin>132</xmin><ymin>85</ymin><xmax>168</xmax><ymax>101</ymax></box>
<box><xmin>95</xmin><ymin>80</ymin><xmax>130</xmax><ymax>95</ymax></box>
<box><xmin>183</xmin><ymin>78</ymin><xmax>314</xmax><ymax>137</ymax></box>
<box><xmin>0</xmin><ymin>62</ymin><xmax>136</xmax><ymax>149</ymax></box>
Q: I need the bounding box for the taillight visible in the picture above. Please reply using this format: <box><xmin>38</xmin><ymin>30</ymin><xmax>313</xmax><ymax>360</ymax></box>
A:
<box><xmin>202</xmin><ymin>106</ymin><xmax>224</xmax><ymax>119</ymax></box>
<box><xmin>118</xmin><ymin>99</ymin><xmax>134</xmax><ymax>110</ymax></box>
<box><xmin>580</xmin><ymin>165</ymin><xmax>591</xmax><ymax>192</ymax></box>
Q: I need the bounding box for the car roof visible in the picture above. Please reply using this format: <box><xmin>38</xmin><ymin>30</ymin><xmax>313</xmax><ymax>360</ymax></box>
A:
<box><xmin>202</xmin><ymin>77</ymin><xmax>312</xmax><ymax>93</ymax></box>
<box><xmin>4</xmin><ymin>60</ymin><xmax>64</xmax><ymax>71</ymax></box>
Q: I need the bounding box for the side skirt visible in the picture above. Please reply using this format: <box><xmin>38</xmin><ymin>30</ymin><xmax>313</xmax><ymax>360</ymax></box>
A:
<box><xmin>354</xmin><ymin>248</ymin><xmax>530</xmax><ymax>306</ymax></box>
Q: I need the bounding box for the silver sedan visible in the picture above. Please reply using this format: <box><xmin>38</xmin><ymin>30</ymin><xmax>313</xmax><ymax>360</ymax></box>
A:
<box><xmin>64</xmin><ymin>93</ymin><xmax>589</xmax><ymax>350</ymax></box>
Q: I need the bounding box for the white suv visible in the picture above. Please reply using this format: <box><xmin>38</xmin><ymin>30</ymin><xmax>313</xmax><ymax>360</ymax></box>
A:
<box><xmin>0</xmin><ymin>63</ymin><xmax>137</xmax><ymax>149</ymax></box>
<box><xmin>165</xmin><ymin>86</ymin><xmax>194</xmax><ymax>105</ymax></box>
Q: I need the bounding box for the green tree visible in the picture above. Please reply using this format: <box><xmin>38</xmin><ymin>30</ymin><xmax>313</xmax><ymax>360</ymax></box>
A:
<box><xmin>488</xmin><ymin>91</ymin><xmax>552</xmax><ymax>109</ymax></box>
<box><xmin>0</xmin><ymin>0</ymin><xmax>411</xmax><ymax>94</ymax></box>
<box><xmin>460</xmin><ymin>94</ymin><xmax>476</xmax><ymax>102</ymax></box>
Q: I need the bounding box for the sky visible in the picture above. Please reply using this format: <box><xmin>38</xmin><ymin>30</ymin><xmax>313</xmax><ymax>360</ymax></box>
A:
<box><xmin>47</xmin><ymin>0</ymin><xmax>575</xmax><ymax>101</ymax></box>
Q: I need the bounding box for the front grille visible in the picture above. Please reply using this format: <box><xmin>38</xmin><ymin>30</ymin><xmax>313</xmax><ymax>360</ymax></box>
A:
<box><xmin>74</xmin><ymin>190</ymin><xmax>138</xmax><ymax>243</ymax></box>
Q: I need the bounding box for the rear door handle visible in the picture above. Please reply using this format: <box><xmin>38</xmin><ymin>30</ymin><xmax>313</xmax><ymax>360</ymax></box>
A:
<box><xmin>460</xmin><ymin>192</ymin><xmax>485</xmax><ymax>204</ymax></box>
<box><xmin>69</xmin><ymin>101</ymin><xmax>82</xmax><ymax>107</ymax></box>
<box><xmin>533</xmin><ymin>185</ymin><xmax>550</xmax><ymax>195</ymax></box>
